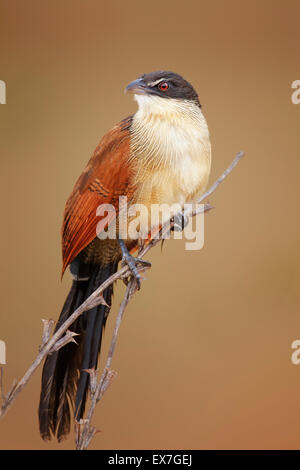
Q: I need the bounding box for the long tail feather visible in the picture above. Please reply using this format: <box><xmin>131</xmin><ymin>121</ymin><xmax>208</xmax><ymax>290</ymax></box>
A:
<box><xmin>38</xmin><ymin>260</ymin><xmax>118</xmax><ymax>441</ymax></box>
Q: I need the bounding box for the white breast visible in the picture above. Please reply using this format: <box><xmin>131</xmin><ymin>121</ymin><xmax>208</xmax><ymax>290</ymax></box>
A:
<box><xmin>131</xmin><ymin>95</ymin><xmax>211</xmax><ymax>207</ymax></box>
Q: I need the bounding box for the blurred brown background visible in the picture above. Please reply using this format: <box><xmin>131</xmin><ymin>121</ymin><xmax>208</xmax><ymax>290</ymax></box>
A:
<box><xmin>0</xmin><ymin>0</ymin><xmax>300</xmax><ymax>450</ymax></box>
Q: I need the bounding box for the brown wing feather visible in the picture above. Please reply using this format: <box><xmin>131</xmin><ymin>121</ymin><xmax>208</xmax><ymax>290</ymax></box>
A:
<box><xmin>62</xmin><ymin>117</ymin><xmax>135</xmax><ymax>275</ymax></box>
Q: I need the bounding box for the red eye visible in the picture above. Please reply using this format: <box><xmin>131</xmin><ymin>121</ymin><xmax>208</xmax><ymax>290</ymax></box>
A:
<box><xmin>159</xmin><ymin>82</ymin><xmax>169</xmax><ymax>91</ymax></box>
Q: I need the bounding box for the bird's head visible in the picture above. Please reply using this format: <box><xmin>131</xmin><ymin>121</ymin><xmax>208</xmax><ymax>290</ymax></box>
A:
<box><xmin>125</xmin><ymin>71</ymin><xmax>201</xmax><ymax>115</ymax></box>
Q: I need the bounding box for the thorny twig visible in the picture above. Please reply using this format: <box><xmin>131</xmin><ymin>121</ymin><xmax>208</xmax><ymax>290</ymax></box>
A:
<box><xmin>75</xmin><ymin>280</ymin><xmax>137</xmax><ymax>450</ymax></box>
<box><xmin>0</xmin><ymin>151</ymin><xmax>245</xmax><ymax>449</ymax></box>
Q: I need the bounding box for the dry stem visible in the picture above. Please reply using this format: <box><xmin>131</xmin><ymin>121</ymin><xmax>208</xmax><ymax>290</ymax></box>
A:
<box><xmin>0</xmin><ymin>151</ymin><xmax>245</xmax><ymax>449</ymax></box>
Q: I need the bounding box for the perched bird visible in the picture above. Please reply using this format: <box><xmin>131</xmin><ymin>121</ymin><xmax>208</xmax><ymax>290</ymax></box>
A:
<box><xmin>38</xmin><ymin>71</ymin><xmax>211</xmax><ymax>441</ymax></box>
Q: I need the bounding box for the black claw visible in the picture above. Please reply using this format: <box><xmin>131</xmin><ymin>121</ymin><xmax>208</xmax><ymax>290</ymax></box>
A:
<box><xmin>119</xmin><ymin>239</ymin><xmax>151</xmax><ymax>290</ymax></box>
<box><xmin>171</xmin><ymin>213</ymin><xmax>189</xmax><ymax>232</ymax></box>
<box><xmin>124</xmin><ymin>255</ymin><xmax>142</xmax><ymax>289</ymax></box>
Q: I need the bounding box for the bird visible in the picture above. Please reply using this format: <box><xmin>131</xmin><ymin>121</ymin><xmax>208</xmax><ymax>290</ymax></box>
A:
<box><xmin>38</xmin><ymin>71</ymin><xmax>211</xmax><ymax>441</ymax></box>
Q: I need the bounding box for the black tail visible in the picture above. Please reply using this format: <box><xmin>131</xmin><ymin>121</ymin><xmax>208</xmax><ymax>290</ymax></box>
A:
<box><xmin>38</xmin><ymin>260</ymin><xmax>118</xmax><ymax>441</ymax></box>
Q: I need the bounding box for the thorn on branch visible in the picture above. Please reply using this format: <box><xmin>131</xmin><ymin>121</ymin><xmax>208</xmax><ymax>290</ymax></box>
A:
<box><xmin>86</xmin><ymin>293</ymin><xmax>109</xmax><ymax>310</ymax></box>
<box><xmin>49</xmin><ymin>330</ymin><xmax>79</xmax><ymax>353</ymax></box>
<box><xmin>190</xmin><ymin>202</ymin><xmax>214</xmax><ymax>218</ymax></box>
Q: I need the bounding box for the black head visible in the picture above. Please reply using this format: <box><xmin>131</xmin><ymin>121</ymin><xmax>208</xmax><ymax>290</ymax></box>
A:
<box><xmin>125</xmin><ymin>71</ymin><xmax>201</xmax><ymax>107</ymax></box>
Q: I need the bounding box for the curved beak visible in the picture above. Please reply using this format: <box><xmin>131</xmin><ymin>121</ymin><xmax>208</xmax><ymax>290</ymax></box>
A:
<box><xmin>124</xmin><ymin>78</ymin><xmax>147</xmax><ymax>95</ymax></box>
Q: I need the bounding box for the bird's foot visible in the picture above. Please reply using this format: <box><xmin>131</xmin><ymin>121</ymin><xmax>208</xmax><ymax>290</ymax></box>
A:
<box><xmin>171</xmin><ymin>213</ymin><xmax>189</xmax><ymax>232</ymax></box>
<box><xmin>119</xmin><ymin>239</ymin><xmax>151</xmax><ymax>290</ymax></box>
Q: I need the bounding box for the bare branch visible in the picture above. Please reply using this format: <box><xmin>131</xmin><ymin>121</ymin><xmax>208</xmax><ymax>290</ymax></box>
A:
<box><xmin>49</xmin><ymin>330</ymin><xmax>79</xmax><ymax>353</ymax></box>
<box><xmin>85</xmin><ymin>368</ymin><xmax>98</xmax><ymax>396</ymax></box>
<box><xmin>0</xmin><ymin>265</ymin><xmax>133</xmax><ymax>418</ymax></box>
<box><xmin>198</xmin><ymin>151</ymin><xmax>245</xmax><ymax>204</ymax></box>
<box><xmin>0</xmin><ymin>367</ymin><xmax>4</xmax><ymax>405</ymax></box>
<box><xmin>0</xmin><ymin>151</ymin><xmax>245</xmax><ymax>449</ymax></box>
<box><xmin>39</xmin><ymin>319</ymin><xmax>55</xmax><ymax>351</ymax></box>
<box><xmin>76</xmin><ymin>280</ymin><xmax>136</xmax><ymax>450</ymax></box>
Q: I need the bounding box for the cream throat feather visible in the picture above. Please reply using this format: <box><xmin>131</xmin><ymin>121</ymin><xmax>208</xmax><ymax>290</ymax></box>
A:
<box><xmin>129</xmin><ymin>94</ymin><xmax>211</xmax><ymax>207</ymax></box>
